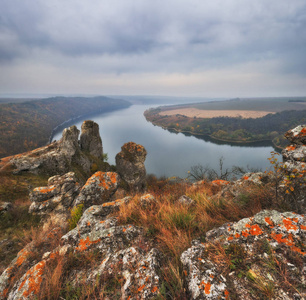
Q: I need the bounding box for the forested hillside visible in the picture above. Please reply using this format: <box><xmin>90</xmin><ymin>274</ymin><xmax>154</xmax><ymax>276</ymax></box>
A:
<box><xmin>0</xmin><ymin>96</ymin><xmax>131</xmax><ymax>158</ymax></box>
<box><xmin>145</xmin><ymin>109</ymin><xmax>306</xmax><ymax>148</ymax></box>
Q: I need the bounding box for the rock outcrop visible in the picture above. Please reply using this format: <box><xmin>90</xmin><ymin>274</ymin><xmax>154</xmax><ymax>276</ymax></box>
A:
<box><xmin>281</xmin><ymin>125</ymin><xmax>306</xmax><ymax>213</ymax></box>
<box><xmin>29</xmin><ymin>171</ymin><xmax>121</xmax><ymax>225</ymax></box>
<box><xmin>0</xmin><ymin>197</ymin><xmax>162</xmax><ymax>300</ymax></box>
<box><xmin>29</xmin><ymin>172</ymin><xmax>81</xmax><ymax>226</ymax></box>
<box><xmin>73</xmin><ymin>171</ymin><xmax>119</xmax><ymax>209</ymax></box>
<box><xmin>116</xmin><ymin>142</ymin><xmax>147</xmax><ymax>192</ymax></box>
<box><xmin>181</xmin><ymin>210</ymin><xmax>306</xmax><ymax>300</ymax></box>
<box><xmin>8</xmin><ymin>120</ymin><xmax>104</xmax><ymax>178</ymax></box>
<box><xmin>80</xmin><ymin>120</ymin><xmax>103</xmax><ymax>158</ymax></box>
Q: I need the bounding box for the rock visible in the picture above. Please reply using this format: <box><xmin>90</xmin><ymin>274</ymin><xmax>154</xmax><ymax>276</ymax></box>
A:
<box><xmin>140</xmin><ymin>194</ymin><xmax>156</xmax><ymax>209</ymax></box>
<box><xmin>9</xmin><ymin>121</ymin><xmax>104</xmax><ymax>177</ymax></box>
<box><xmin>116</xmin><ymin>142</ymin><xmax>147</xmax><ymax>192</ymax></box>
<box><xmin>0</xmin><ymin>202</ymin><xmax>12</xmax><ymax>214</ymax></box>
<box><xmin>29</xmin><ymin>172</ymin><xmax>81</xmax><ymax>226</ymax></box>
<box><xmin>282</xmin><ymin>125</ymin><xmax>306</xmax><ymax>213</ymax></box>
<box><xmin>178</xmin><ymin>195</ymin><xmax>195</xmax><ymax>207</ymax></box>
<box><xmin>181</xmin><ymin>210</ymin><xmax>306</xmax><ymax>300</ymax></box>
<box><xmin>80</xmin><ymin>120</ymin><xmax>103</xmax><ymax>158</ymax></box>
<box><xmin>284</xmin><ymin>125</ymin><xmax>306</xmax><ymax>145</ymax></box>
<box><xmin>59</xmin><ymin>125</ymin><xmax>80</xmax><ymax>157</ymax></box>
<box><xmin>73</xmin><ymin>171</ymin><xmax>120</xmax><ymax>209</ymax></box>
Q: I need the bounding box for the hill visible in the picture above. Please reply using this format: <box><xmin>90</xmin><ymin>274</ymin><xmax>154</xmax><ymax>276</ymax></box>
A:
<box><xmin>145</xmin><ymin>98</ymin><xmax>306</xmax><ymax>149</ymax></box>
<box><xmin>0</xmin><ymin>96</ymin><xmax>131</xmax><ymax>158</ymax></box>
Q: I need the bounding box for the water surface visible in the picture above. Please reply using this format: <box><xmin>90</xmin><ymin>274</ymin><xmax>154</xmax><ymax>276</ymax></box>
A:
<box><xmin>52</xmin><ymin>105</ymin><xmax>275</xmax><ymax>178</ymax></box>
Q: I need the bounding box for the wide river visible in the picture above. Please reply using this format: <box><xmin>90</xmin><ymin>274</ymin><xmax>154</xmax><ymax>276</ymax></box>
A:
<box><xmin>52</xmin><ymin>104</ymin><xmax>276</xmax><ymax>178</ymax></box>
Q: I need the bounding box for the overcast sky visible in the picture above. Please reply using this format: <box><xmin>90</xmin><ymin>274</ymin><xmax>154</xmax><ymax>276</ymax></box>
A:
<box><xmin>1</xmin><ymin>0</ymin><xmax>306</xmax><ymax>98</ymax></box>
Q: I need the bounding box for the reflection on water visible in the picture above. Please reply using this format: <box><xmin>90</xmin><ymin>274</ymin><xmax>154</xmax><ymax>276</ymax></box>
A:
<box><xmin>52</xmin><ymin>105</ymin><xmax>276</xmax><ymax>178</ymax></box>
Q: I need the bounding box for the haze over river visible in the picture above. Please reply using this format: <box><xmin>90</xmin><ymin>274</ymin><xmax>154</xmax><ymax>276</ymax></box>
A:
<box><xmin>52</xmin><ymin>104</ymin><xmax>276</xmax><ymax>178</ymax></box>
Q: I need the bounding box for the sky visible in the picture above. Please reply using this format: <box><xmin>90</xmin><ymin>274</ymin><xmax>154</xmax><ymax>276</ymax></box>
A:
<box><xmin>1</xmin><ymin>0</ymin><xmax>306</xmax><ymax>98</ymax></box>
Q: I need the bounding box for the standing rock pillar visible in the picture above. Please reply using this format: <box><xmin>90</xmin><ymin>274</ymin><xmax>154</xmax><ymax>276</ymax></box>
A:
<box><xmin>115</xmin><ymin>142</ymin><xmax>147</xmax><ymax>192</ymax></box>
<box><xmin>80</xmin><ymin>120</ymin><xmax>103</xmax><ymax>159</ymax></box>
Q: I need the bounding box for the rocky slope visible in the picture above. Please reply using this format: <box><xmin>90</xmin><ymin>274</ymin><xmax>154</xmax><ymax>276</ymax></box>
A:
<box><xmin>0</xmin><ymin>124</ymin><xmax>305</xmax><ymax>299</ymax></box>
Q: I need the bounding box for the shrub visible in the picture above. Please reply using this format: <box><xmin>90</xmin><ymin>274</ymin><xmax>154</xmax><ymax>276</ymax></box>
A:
<box><xmin>68</xmin><ymin>204</ymin><xmax>84</xmax><ymax>230</ymax></box>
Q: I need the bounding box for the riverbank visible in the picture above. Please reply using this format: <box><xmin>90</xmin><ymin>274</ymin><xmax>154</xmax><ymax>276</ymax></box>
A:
<box><xmin>144</xmin><ymin>108</ymin><xmax>305</xmax><ymax>150</ymax></box>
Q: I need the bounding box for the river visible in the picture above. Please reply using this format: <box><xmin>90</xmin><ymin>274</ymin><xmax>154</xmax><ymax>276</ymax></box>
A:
<box><xmin>52</xmin><ymin>104</ymin><xmax>276</xmax><ymax>178</ymax></box>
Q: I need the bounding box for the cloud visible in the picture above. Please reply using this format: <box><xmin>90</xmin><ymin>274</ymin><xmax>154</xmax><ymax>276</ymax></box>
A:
<box><xmin>0</xmin><ymin>0</ymin><xmax>306</xmax><ymax>95</ymax></box>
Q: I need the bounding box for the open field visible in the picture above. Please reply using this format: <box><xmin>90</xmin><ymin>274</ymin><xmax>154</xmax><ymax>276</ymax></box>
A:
<box><xmin>159</xmin><ymin>108</ymin><xmax>275</xmax><ymax>119</ymax></box>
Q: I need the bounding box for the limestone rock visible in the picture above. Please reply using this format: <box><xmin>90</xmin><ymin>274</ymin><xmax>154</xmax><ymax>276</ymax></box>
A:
<box><xmin>9</xmin><ymin>120</ymin><xmax>104</xmax><ymax>177</ymax></box>
<box><xmin>29</xmin><ymin>172</ymin><xmax>81</xmax><ymax>225</ymax></box>
<box><xmin>73</xmin><ymin>171</ymin><xmax>120</xmax><ymax>209</ymax></box>
<box><xmin>178</xmin><ymin>195</ymin><xmax>195</xmax><ymax>207</ymax></box>
<box><xmin>116</xmin><ymin>142</ymin><xmax>147</xmax><ymax>192</ymax></box>
<box><xmin>282</xmin><ymin>125</ymin><xmax>306</xmax><ymax>213</ymax></box>
<box><xmin>284</xmin><ymin>125</ymin><xmax>306</xmax><ymax>145</ymax></box>
<box><xmin>140</xmin><ymin>194</ymin><xmax>156</xmax><ymax>208</ymax></box>
<box><xmin>80</xmin><ymin>120</ymin><xmax>103</xmax><ymax>158</ymax></box>
<box><xmin>181</xmin><ymin>210</ymin><xmax>306</xmax><ymax>300</ymax></box>
<box><xmin>0</xmin><ymin>202</ymin><xmax>12</xmax><ymax>214</ymax></box>
<box><xmin>59</xmin><ymin>125</ymin><xmax>80</xmax><ymax>157</ymax></box>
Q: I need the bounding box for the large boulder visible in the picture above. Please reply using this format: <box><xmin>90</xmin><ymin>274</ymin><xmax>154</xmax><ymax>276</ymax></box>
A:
<box><xmin>29</xmin><ymin>172</ymin><xmax>81</xmax><ymax>226</ymax></box>
<box><xmin>115</xmin><ymin>142</ymin><xmax>147</xmax><ymax>192</ymax></box>
<box><xmin>282</xmin><ymin>125</ymin><xmax>306</xmax><ymax>213</ymax></box>
<box><xmin>73</xmin><ymin>171</ymin><xmax>120</xmax><ymax>209</ymax></box>
<box><xmin>181</xmin><ymin>210</ymin><xmax>306</xmax><ymax>300</ymax></box>
<box><xmin>80</xmin><ymin>120</ymin><xmax>103</xmax><ymax>158</ymax></box>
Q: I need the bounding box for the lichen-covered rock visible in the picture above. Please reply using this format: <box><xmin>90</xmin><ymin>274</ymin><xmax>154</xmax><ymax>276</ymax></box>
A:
<box><xmin>178</xmin><ymin>195</ymin><xmax>195</xmax><ymax>207</ymax></box>
<box><xmin>181</xmin><ymin>210</ymin><xmax>306</xmax><ymax>300</ymax></box>
<box><xmin>86</xmin><ymin>246</ymin><xmax>161</xmax><ymax>299</ymax></box>
<box><xmin>140</xmin><ymin>194</ymin><xmax>156</xmax><ymax>208</ymax></box>
<box><xmin>59</xmin><ymin>125</ymin><xmax>80</xmax><ymax>157</ymax></box>
<box><xmin>284</xmin><ymin>125</ymin><xmax>306</xmax><ymax>145</ymax></box>
<box><xmin>282</xmin><ymin>125</ymin><xmax>306</xmax><ymax>213</ymax></box>
<box><xmin>0</xmin><ymin>202</ymin><xmax>12</xmax><ymax>214</ymax></box>
<box><xmin>62</xmin><ymin>198</ymin><xmax>141</xmax><ymax>255</ymax></box>
<box><xmin>73</xmin><ymin>171</ymin><xmax>119</xmax><ymax>209</ymax></box>
<box><xmin>116</xmin><ymin>142</ymin><xmax>147</xmax><ymax>192</ymax></box>
<box><xmin>29</xmin><ymin>172</ymin><xmax>80</xmax><ymax>225</ymax></box>
<box><xmin>80</xmin><ymin>120</ymin><xmax>103</xmax><ymax>158</ymax></box>
<box><xmin>9</xmin><ymin>120</ymin><xmax>104</xmax><ymax>177</ymax></box>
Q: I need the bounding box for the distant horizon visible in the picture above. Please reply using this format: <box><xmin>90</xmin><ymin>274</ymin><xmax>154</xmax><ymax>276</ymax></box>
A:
<box><xmin>1</xmin><ymin>93</ymin><xmax>306</xmax><ymax>100</ymax></box>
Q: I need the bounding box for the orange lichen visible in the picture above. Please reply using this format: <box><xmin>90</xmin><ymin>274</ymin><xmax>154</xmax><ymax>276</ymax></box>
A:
<box><xmin>102</xmin><ymin>201</ymin><xmax>116</xmax><ymax>207</ymax></box>
<box><xmin>265</xmin><ymin>217</ymin><xmax>274</xmax><ymax>228</ymax></box>
<box><xmin>18</xmin><ymin>260</ymin><xmax>46</xmax><ymax>298</ymax></box>
<box><xmin>283</xmin><ymin>218</ymin><xmax>298</xmax><ymax>231</ymax></box>
<box><xmin>249</xmin><ymin>224</ymin><xmax>263</xmax><ymax>236</ymax></box>
<box><xmin>211</xmin><ymin>180</ymin><xmax>230</xmax><ymax>185</ymax></box>
<box><xmin>87</xmin><ymin>222</ymin><xmax>91</xmax><ymax>226</ymax></box>
<box><xmin>138</xmin><ymin>284</ymin><xmax>145</xmax><ymax>292</ymax></box>
<box><xmin>34</xmin><ymin>185</ymin><xmax>56</xmax><ymax>194</ymax></box>
<box><xmin>270</xmin><ymin>232</ymin><xmax>305</xmax><ymax>255</ymax></box>
<box><xmin>227</xmin><ymin>236</ymin><xmax>234</xmax><ymax>241</ymax></box>
<box><xmin>76</xmin><ymin>236</ymin><xmax>101</xmax><ymax>251</ymax></box>
<box><xmin>286</xmin><ymin>145</ymin><xmax>296</xmax><ymax>151</ymax></box>
<box><xmin>301</xmin><ymin>225</ymin><xmax>306</xmax><ymax>230</ymax></box>
<box><xmin>16</xmin><ymin>249</ymin><xmax>32</xmax><ymax>266</ymax></box>
<box><xmin>151</xmin><ymin>286</ymin><xmax>158</xmax><ymax>293</ymax></box>
<box><xmin>241</xmin><ymin>230</ymin><xmax>249</xmax><ymax>237</ymax></box>
<box><xmin>243</xmin><ymin>176</ymin><xmax>249</xmax><ymax>180</ymax></box>
<box><xmin>204</xmin><ymin>281</ymin><xmax>212</xmax><ymax>294</ymax></box>
<box><xmin>235</xmin><ymin>233</ymin><xmax>241</xmax><ymax>238</ymax></box>
<box><xmin>184</xmin><ymin>270</ymin><xmax>188</xmax><ymax>276</ymax></box>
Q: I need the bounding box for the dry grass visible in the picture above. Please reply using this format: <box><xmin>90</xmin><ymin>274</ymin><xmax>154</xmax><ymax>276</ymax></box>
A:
<box><xmin>116</xmin><ymin>179</ymin><xmax>273</xmax><ymax>298</ymax></box>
